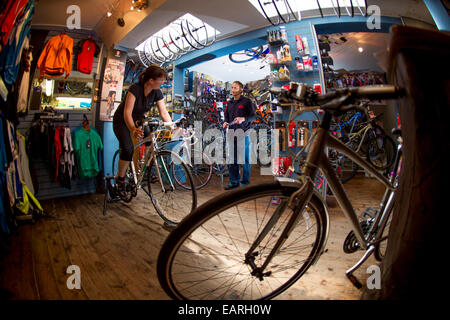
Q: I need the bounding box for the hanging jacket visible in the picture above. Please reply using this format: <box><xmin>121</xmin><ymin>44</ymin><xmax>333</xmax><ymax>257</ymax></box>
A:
<box><xmin>37</xmin><ymin>33</ymin><xmax>73</xmax><ymax>79</ymax></box>
<box><xmin>75</xmin><ymin>38</ymin><xmax>99</xmax><ymax>74</ymax></box>
<box><xmin>0</xmin><ymin>0</ymin><xmax>28</xmax><ymax>51</ymax></box>
<box><xmin>0</xmin><ymin>0</ymin><xmax>34</xmax><ymax>88</ymax></box>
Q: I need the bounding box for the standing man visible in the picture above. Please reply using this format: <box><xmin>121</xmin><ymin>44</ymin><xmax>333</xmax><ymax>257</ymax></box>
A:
<box><xmin>223</xmin><ymin>81</ymin><xmax>255</xmax><ymax>190</ymax></box>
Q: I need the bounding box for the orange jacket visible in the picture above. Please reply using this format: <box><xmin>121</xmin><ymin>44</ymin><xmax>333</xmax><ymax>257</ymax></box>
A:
<box><xmin>37</xmin><ymin>33</ymin><xmax>73</xmax><ymax>78</ymax></box>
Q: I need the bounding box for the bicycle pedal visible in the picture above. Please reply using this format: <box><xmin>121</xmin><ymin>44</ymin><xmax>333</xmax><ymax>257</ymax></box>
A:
<box><xmin>362</xmin><ymin>207</ymin><xmax>377</xmax><ymax>220</ymax></box>
<box><xmin>346</xmin><ymin>273</ymin><xmax>363</xmax><ymax>289</ymax></box>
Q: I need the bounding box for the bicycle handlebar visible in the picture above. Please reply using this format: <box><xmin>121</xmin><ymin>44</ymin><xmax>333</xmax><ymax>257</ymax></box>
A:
<box><xmin>269</xmin><ymin>84</ymin><xmax>404</xmax><ymax>112</ymax></box>
<box><xmin>135</xmin><ymin>116</ymin><xmax>186</xmax><ymax>128</ymax></box>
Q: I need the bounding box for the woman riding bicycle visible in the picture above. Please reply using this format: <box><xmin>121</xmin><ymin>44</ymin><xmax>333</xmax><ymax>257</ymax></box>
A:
<box><xmin>112</xmin><ymin>64</ymin><xmax>172</xmax><ymax>194</ymax></box>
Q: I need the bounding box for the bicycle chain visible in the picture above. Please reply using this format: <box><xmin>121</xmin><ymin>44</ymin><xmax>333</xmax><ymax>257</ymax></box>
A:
<box><xmin>343</xmin><ymin>218</ymin><xmax>374</xmax><ymax>254</ymax></box>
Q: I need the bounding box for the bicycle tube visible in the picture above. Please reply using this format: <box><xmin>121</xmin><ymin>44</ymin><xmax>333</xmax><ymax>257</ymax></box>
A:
<box><xmin>112</xmin><ymin>149</ymin><xmax>121</xmax><ymax>177</ymax></box>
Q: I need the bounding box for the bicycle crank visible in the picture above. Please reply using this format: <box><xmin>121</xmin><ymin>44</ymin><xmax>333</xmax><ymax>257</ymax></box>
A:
<box><xmin>343</xmin><ymin>219</ymin><xmax>373</xmax><ymax>254</ymax></box>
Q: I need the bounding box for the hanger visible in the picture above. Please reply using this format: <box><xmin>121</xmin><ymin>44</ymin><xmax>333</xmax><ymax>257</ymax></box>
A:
<box><xmin>82</xmin><ymin>114</ymin><xmax>90</xmax><ymax>131</ymax></box>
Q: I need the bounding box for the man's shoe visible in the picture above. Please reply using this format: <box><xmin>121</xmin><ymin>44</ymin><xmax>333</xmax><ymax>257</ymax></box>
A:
<box><xmin>224</xmin><ymin>183</ymin><xmax>239</xmax><ymax>190</ymax></box>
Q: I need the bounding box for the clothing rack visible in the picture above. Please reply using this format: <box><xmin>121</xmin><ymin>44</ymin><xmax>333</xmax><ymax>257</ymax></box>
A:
<box><xmin>33</xmin><ymin>112</ymin><xmax>69</xmax><ymax>122</ymax></box>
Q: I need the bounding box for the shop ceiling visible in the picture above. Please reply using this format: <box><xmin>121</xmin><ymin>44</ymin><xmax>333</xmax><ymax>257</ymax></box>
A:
<box><xmin>32</xmin><ymin>0</ymin><xmax>435</xmax><ymax>51</ymax></box>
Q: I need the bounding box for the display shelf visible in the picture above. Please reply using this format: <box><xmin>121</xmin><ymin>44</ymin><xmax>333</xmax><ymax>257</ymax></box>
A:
<box><xmin>53</xmin><ymin>93</ymin><xmax>92</xmax><ymax>99</ymax></box>
<box><xmin>268</xmin><ymin>40</ymin><xmax>288</xmax><ymax>47</ymax></box>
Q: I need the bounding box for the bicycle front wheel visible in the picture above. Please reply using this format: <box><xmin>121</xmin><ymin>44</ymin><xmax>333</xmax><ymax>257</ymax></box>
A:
<box><xmin>143</xmin><ymin>150</ymin><xmax>197</xmax><ymax>224</ymax></box>
<box><xmin>173</xmin><ymin>149</ymin><xmax>213</xmax><ymax>190</ymax></box>
<box><xmin>157</xmin><ymin>181</ymin><xmax>329</xmax><ymax>300</ymax></box>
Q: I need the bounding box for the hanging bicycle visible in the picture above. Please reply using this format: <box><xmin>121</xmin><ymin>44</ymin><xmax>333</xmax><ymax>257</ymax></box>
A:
<box><xmin>228</xmin><ymin>46</ymin><xmax>270</xmax><ymax>64</ymax></box>
<box><xmin>138</xmin><ymin>15</ymin><xmax>217</xmax><ymax>66</ymax></box>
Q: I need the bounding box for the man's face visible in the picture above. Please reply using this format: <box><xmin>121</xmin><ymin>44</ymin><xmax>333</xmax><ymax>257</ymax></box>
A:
<box><xmin>231</xmin><ymin>83</ymin><xmax>242</xmax><ymax>96</ymax></box>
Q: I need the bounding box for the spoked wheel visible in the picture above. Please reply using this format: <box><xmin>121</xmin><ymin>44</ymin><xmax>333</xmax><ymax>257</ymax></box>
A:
<box><xmin>365</xmin><ymin>129</ymin><xmax>396</xmax><ymax>171</ymax></box>
<box><xmin>142</xmin><ymin>150</ymin><xmax>197</xmax><ymax>225</ymax></box>
<box><xmin>157</xmin><ymin>181</ymin><xmax>329</xmax><ymax>300</ymax></box>
<box><xmin>252</xmin><ymin>123</ymin><xmax>272</xmax><ymax>167</ymax></box>
<box><xmin>337</xmin><ymin>153</ymin><xmax>359</xmax><ymax>184</ymax></box>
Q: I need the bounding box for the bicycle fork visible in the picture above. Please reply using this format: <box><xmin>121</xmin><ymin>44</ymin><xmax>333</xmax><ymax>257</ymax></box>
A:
<box><xmin>244</xmin><ymin>181</ymin><xmax>315</xmax><ymax>281</ymax></box>
<box><xmin>153</xmin><ymin>155</ymin><xmax>175</xmax><ymax>193</ymax></box>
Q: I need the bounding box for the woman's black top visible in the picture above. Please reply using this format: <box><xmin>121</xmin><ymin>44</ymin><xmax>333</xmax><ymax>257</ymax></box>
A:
<box><xmin>113</xmin><ymin>83</ymin><xmax>164</xmax><ymax>125</ymax></box>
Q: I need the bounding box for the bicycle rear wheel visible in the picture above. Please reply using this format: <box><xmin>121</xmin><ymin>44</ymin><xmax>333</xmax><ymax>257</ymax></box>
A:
<box><xmin>157</xmin><ymin>181</ymin><xmax>329</xmax><ymax>300</ymax></box>
<box><xmin>366</xmin><ymin>131</ymin><xmax>396</xmax><ymax>171</ymax></box>
<box><xmin>142</xmin><ymin>150</ymin><xmax>197</xmax><ymax>225</ymax></box>
<box><xmin>252</xmin><ymin>123</ymin><xmax>272</xmax><ymax>167</ymax></box>
<box><xmin>173</xmin><ymin>149</ymin><xmax>213</xmax><ymax>190</ymax></box>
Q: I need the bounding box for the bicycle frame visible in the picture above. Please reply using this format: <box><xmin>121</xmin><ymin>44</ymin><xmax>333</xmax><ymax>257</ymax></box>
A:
<box><xmin>131</xmin><ymin>131</ymin><xmax>175</xmax><ymax>193</ymax></box>
<box><xmin>245</xmin><ymin>122</ymin><xmax>396</xmax><ymax>276</ymax></box>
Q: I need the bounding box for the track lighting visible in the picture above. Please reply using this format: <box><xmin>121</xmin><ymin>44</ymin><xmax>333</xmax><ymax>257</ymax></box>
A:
<box><xmin>130</xmin><ymin>0</ymin><xmax>148</xmax><ymax>11</ymax></box>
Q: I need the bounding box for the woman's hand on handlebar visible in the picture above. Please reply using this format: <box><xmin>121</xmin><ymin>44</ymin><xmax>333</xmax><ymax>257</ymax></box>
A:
<box><xmin>132</xmin><ymin>127</ymin><xmax>144</xmax><ymax>140</ymax></box>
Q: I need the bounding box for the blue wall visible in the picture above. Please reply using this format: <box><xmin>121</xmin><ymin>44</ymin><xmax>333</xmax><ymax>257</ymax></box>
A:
<box><xmin>173</xmin><ymin>15</ymin><xmax>402</xmax><ymax>96</ymax></box>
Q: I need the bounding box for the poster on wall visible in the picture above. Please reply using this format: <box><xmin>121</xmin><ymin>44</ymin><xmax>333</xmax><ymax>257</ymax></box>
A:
<box><xmin>99</xmin><ymin>50</ymin><xmax>127</xmax><ymax>121</ymax></box>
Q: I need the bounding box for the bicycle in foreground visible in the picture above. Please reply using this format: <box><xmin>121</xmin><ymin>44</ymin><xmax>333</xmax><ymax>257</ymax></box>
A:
<box><xmin>103</xmin><ymin>118</ymin><xmax>197</xmax><ymax>226</ymax></box>
<box><xmin>157</xmin><ymin>83</ymin><xmax>404</xmax><ymax>299</ymax></box>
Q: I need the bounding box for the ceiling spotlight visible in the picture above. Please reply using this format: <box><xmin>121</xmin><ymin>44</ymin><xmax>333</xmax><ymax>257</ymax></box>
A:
<box><xmin>358</xmin><ymin>47</ymin><xmax>364</xmax><ymax>53</ymax></box>
<box><xmin>106</xmin><ymin>10</ymin><xmax>112</xmax><ymax>17</ymax></box>
<box><xmin>130</xmin><ymin>0</ymin><xmax>148</xmax><ymax>11</ymax></box>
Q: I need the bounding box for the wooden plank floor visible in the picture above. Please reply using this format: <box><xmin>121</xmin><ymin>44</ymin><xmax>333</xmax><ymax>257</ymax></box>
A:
<box><xmin>0</xmin><ymin>168</ymin><xmax>386</xmax><ymax>300</ymax></box>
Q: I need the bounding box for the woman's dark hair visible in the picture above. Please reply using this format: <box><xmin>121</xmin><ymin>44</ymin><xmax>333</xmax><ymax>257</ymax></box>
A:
<box><xmin>138</xmin><ymin>64</ymin><xmax>166</xmax><ymax>84</ymax></box>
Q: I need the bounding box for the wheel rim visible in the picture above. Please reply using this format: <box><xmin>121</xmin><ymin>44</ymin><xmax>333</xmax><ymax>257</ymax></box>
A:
<box><xmin>166</xmin><ymin>189</ymin><xmax>325</xmax><ymax>300</ymax></box>
<box><xmin>145</xmin><ymin>151</ymin><xmax>196</xmax><ymax>224</ymax></box>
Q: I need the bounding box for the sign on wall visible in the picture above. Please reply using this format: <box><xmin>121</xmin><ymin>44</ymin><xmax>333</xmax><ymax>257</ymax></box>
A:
<box><xmin>99</xmin><ymin>50</ymin><xmax>127</xmax><ymax>121</ymax></box>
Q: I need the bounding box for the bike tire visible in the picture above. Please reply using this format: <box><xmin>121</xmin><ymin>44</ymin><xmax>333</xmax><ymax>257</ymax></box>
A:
<box><xmin>252</xmin><ymin>123</ymin><xmax>272</xmax><ymax>167</ymax></box>
<box><xmin>257</xmin><ymin>0</ymin><xmax>280</xmax><ymax>26</ymax></box>
<box><xmin>143</xmin><ymin>150</ymin><xmax>197</xmax><ymax>225</ymax></box>
<box><xmin>228</xmin><ymin>46</ymin><xmax>263</xmax><ymax>64</ymax></box>
<box><xmin>173</xmin><ymin>149</ymin><xmax>213</xmax><ymax>190</ymax></box>
<box><xmin>157</xmin><ymin>181</ymin><xmax>329</xmax><ymax>300</ymax></box>
<box><xmin>366</xmin><ymin>131</ymin><xmax>396</xmax><ymax>171</ymax></box>
<box><xmin>337</xmin><ymin>153</ymin><xmax>359</xmax><ymax>184</ymax></box>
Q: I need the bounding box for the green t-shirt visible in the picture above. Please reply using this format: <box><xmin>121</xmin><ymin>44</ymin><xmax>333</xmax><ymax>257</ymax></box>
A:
<box><xmin>73</xmin><ymin>128</ymin><xmax>103</xmax><ymax>178</ymax></box>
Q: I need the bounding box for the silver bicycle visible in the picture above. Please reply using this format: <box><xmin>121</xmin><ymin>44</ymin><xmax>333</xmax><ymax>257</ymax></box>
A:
<box><xmin>157</xmin><ymin>83</ymin><xmax>404</xmax><ymax>299</ymax></box>
<box><xmin>104</xmin><ymin>118</ymin><xmax>197</xmax><ymax>226</ymax></box>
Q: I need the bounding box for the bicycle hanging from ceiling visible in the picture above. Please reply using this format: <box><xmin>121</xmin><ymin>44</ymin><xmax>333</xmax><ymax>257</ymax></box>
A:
<box><xmin>257</xmin><ymin>0</ymin><xmax>368</xmax><ymax>26</ymax></box>
<box><xmin>138</xmin><ymin>16</ymin><xmax>217</xmax><ymax>66</ymax></box>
